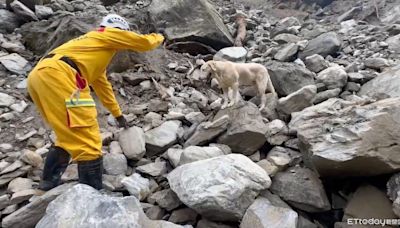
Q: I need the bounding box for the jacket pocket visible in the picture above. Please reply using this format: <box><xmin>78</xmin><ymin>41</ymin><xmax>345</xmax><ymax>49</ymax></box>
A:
<box><xmin>65</xmin><ymin>98</ymin><xmax>97</xmax><ymax>128</ymax></box>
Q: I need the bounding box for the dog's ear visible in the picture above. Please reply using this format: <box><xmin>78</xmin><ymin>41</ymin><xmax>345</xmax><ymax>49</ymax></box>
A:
<box><xmin>208</xmin><ymin>61</ymin><xmax>217</xmax><ymax>71</ymax></box>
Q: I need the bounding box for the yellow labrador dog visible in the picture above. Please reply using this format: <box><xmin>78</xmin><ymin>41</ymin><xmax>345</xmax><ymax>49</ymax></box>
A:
<box><xmin>201</xmin><ymin>60</ymin><xmax>276</xmax><ymax>110</ymax></box>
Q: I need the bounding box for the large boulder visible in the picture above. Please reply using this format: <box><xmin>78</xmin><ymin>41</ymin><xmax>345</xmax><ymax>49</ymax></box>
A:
<box><xmin>359</xmin><ymin>64</ymin><xmax>400</xmax><ymax>98</ymax></box>
<box><xmin>265</xmin><ymin>61</ymin><xmax>315</xmax><ymax>97</ymax></box>
<box><xmin>36</xmin><ymin>184</ymin><xmax>183</xmax><ymax>228</ymax></box>
<box><xmin>298</xmin><ymin>32</ymin><xmax>341</xmax><ymax>59</ymax></box>
<box><xmin>167</xmin><ymin>154</ymin><xmax>271</xmax><ymax>222</ymax></box>
<box><xmin>270</xmin><ymin>167</ymin><xmax>331</xmax><ymax>213</ymax></box>
<box><xmin>343</xmin><ymin>185</ymin><xmax>397</xmax><ymax>222</ymax></box>
<box><xmin>215</xmin><ymin>102</ymin><xmax>267</xmax><ymax>155</ymax></box>
<box><xmin>147</xmin><ymin>0</ymin><xmax>233</xmax><ymax>50</ymax></box>
<box><xmin>289</xmin><ymin>97</ymin><xmax>400</xmax><ymax>176</ymax></box>
<box><xmin>19</xmin><ymin>16</ymin><xmax>94</xmax><ymax>55</ymax></box>
<box><xmin>240</xmin><ymin>197</ymin><xmax>298</xmax><ymax>228</ymax></box>
<box><xmin>0</xmin><ymin>9</ymin><xmax>20</xmax><ymax>34</ymax></box>
<box><xmin>2</xmin><ymin>183</ymin><xmax>74</xmax><ymax>228</ymax></box>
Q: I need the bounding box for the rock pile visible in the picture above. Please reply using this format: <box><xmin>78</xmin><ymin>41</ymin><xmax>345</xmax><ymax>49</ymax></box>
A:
<box><xmin>0</xmin><ymin>0</ymin><xmax>400</xmax><ymax>227</ymax></box>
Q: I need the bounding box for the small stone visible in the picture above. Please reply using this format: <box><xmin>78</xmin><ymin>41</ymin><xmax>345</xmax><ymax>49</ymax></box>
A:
<box><xmin>16</xmin><ymin>129</ymin><xmax>38</xmax><ymax>142</ymax></box>
<box><xmin>168</xmin><ymin>208</ymin><xmax>198</xmax><ymax>224</ymax></box>
<box><xmin>2</xmin><ymin>204</ymin><xmax>18</xmax><ymax>215</ymax></box>
<box><xmin>136</xmin><ymin>161</ymin><xmax>168</xmax><ymax>177</ymax></box>
<box><xmin>103</xmin><ymin>153</ymin><xmax>128</xmax><ymax>176</ymax></box>
<box><xmin>121</xmin><ymin>173</ymin><xmax>150</xmax><ymax>200</ymax></box>
<box><xmin>10</xmin><ymin>189</ymin><xmax>36</xmax><ymax>205</ymax></box>
<box><xmin>10</xmin><ymin>100</ymin><xmax>28</xmax><ymax>113</ymax></box>
<box><xmin>119</xmin><ymin>126</ymin><xmax>146</xmax><ymax>160</ymax></box>
<box><xmin>1</xmin><ymin>160</ymin><xmax>23</xmax><ymax>175</ymax></box>
<box><xmin>145</xmin><ymin>205</ymin><xmax>165</xmax><ymax>220</ymax></box>
<box><xmin>167</xmin><ymin>148</ymin><xmax>184</xmax><ymax>168</ymax></box>
<box><xmin>0</xmin><ymin>92</ymin><xmax>15</xmax><ymax>107</ymax></box>
<box><xmin>7</xmin><ymin>177</ymin><xmax>33</xmax><ymax>194</ymax></box>
<box><xmin>148</xmin><ymin>189</ymin><xmax>182</xmax><ymax>211</ymax></box>
<box><xmin>0</xmin><ymin>112</ymin><xmax>15</xmax><ymax>121</ymax></box>
<box><xmin>145</xmin><ymin>121</ymin><xmax>182</xmax><ymax>156</ymax></box>
<box><xmin>20</xmin><ymin>149</ymin><xmax>43</xmax><ymax>167</ymax></box>
<box><xmin>316</xmin><ymin>66</ymin><xmax>348</xmax><ymax>89</ymax></box>
<box><xmin>0</xmin><ymin>53</ymin><xmax>31</xmax><ymax>75</ymax></box>
<box><xmin>304</xmin><ymin>54</ymin><xmax>329</xmax><ymax>73</ymax></box>
<box><xmin>0</xmin><ymin>144</ymin><xmax>13</xmax><ymax>153</ymax></box>
<box><xmin>257</xmin><ymin>159</ymin><xmax>279</xmax><ymax>176</ymax></box>
<box><xmin>0</xmin><ymin>194</ymin><xmax>10</xmax><ymax>210</ymax></box>
<box><xmin>109</xmin><ymin>141</ymin><xmax>123</xmax><ymax>154</ymax></box>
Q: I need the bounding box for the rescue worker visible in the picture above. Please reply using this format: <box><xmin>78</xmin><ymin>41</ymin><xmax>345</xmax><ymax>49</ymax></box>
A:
<box><xmin>27</xmin><ymin>14</ymin><xmax>164</xmax><ymax>190</ymax></box>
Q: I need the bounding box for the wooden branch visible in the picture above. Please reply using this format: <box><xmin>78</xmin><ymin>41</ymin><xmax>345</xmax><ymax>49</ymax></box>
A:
<box><xmin>234</xmin><ymin>13</ymin><xmax>247</xmax><ymax>47</ymax></box>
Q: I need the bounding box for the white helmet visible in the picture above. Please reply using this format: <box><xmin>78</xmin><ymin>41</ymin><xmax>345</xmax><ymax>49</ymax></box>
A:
<box><xmin>100</xmin><ymin>14</ymin><xmax>130</xmax><ymax>31</ymax></box>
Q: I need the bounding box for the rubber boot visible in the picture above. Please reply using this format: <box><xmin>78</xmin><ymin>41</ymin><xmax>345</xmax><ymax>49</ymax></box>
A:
<box><xmin>78</xmin><ymin>157</ymin><xmax>103</xmax><ymax>190</ymax></box>
<box><xmin>38</xmin><ymin>146</ymin><xmax>70</xmax><ymax>191</ymax></box>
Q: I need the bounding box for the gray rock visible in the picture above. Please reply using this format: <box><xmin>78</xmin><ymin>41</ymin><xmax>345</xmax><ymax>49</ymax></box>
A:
<box><xmin>2</xmin><ymin>183</ymin><xmax>74</xmax><ymax>228</ymax></box>
<box><xmin>119</xmin><ymin>126</ymin><xmax>146</xmax><ymax>160</ymax></box>
<box><xmin>266</xmin><ymin>147</ymin><xmax>301</xmax><ymax>171</ymax></box>
<box><xmin>0</xmin><ymin>194</ymin><xmax>10</xmax><ymax>210</ymax></box>
<box><xmin>273</xmin><ymin>33</ymin><xmax>302</xmax><ymax>44</ymax></box>
<box><xmin>61</xmin><ymin>164</ymin><xmax>78</xmax><ymax>182</ymax></box>
<box><xmin>0</xmin><ymin>92</ymin><xmax>15</xmax><ymax>108</ymax></box>
<box><xmin>313</xmin><ymin>88</ymin><xmax>341</xmax><ymax>104</ymax></box>
<box><xmin>7</xmin><ymin>177</ymin><xmax>33</xmax><ymax>194</ymax></box>
<box><xmin>270</xmin><ymin>167</ymin><xmax>331</xmax><ymax>212</ymax></box>
<box><xmin>166</xmin><ymin>148</ymin><xmax>184</xmax><ymax>168</ymax></box>
<box><xmin>179</xmin><ymin>146</ymin><xmax>225</xmax><ymax>165</ymax></box>
<box><xmin>257</xmin><ymin>159</ymin><xmax>279</xmax><ymax>177</ymax></box>
<box><xmin>10</xmin><ymin>189</ymin><xmax>36</xmax><ymax>205</ymax></box>
<box><xmin>266</xmin><ymin>61</ymin><xmax>315</xmax><ymax>97</ymax></box>
<box><xmin>386</xmin><ymin>34</ymin><xmax>400</xmax><ymax>54</ymax></box>
<box><xmin>36</xmin><ymin>184</ymin><xmax>184</xmax><ymax>228</ymax></box>
<box><xmin>274</xmin><ymin>43</ymin><xmax>299</xmax><ymax>62</ymax></box>
<box><xmin>184</xmin><ymin>112</ymin><xmax>206</xmax><ymax>125</ymax></box>
<box><xmin>19</xmin><ymin>16</ymin><xmax>93</xmax><ymax>56</ymax></box>
<box><xmin>364</xmin><ymin>58</ymin><xmax>390</xmax><ymax>71</ymax></box>
<box><xmin>10</xmin><ymin>0</ymin><xmax>38</xmax><ymax>22</ymax></box>
<box><xmin>297</xmin><ymin>216</ymin><xmax>318</xmax><ymax>228</ymax></box>
<box><xmin>304</xmin><ymin>54</ymin><xmax>329</xmax><ymax>73</ymax></box>
<box><xmin>145</xmin><ymin>205</ymin><xmax>165</xmax><ymax>220</ymax></box>
<box><xmin>265</xmin><ymin>120</ymin><xmax>290</xmax><ymax>146</ymax></box>
<box><xmin>344</xmin><ymin>82</ymin><xmax>360</xmax><ymax>93</ymax></box>
<box><xmin>184</xmin><ymin>116</ymin><xmax>229</xmax><ymax>147</ymax></box>
<box><xmin>394</xmin><ymin>196</ymin><xmax>400</xmax><ymax>217</ymax></box>
<box><xmin>103</xmin><ymin>153</ymin><xmax>128</xmax><ymax>176</ymax></box>
<box><xmin>2</xmin><ymin>204</ymin><xmax>18</xmax><ymax>215</ymax></box>
<box><xmin>20</xmin><ymin>150</ymin><xmax>43</xmax><ymax>167</ymax></box>
<box><xmin>240</xmin><ymin>197</ymin><xmax>298</xmax><ymax>228</ymax></box>
<box><xmin>0</xmin><ymin>53</ymin><xmax>31</xmax><ymax>75</ymax></box>
<box><xmin>197</xmin><ymin>219</ymin><xmax>235</xmax><ymax>228</ymax></box>
<box><xmin>0</xmin><ymin>9</ymin><xmax>19</xmax><ymax>34</ymax></box>
<box><xmin>277</xmin><ymin>85</ymin><xmax>317</xmax><ymax>117</ymax></box>
<box><xmin>298</xmin><ymin>32</ymin><xmax>341</xmax><ymax>59</ymax></box>
<box><xmin>109</xmin><ymin>141</ymin><xmax>122</xmax><ymax>154</ymax></box>
<box><xmin>316</xmin><ymin>66</ymin><xmax>348</xmax><ymax>90</ymax></box>
<box><xmin>137</xmin><ymin>161</ymin><xmax>168</xmax><ymax>177</ymax></box>
<box><xmin>145</xmin><ymin>121</ymin><xmax>182</xmax><ymax>156</ymax></box>
<box><xmin>168</xmin><ymin>208</ymin><xmax>198</xmax><ymax>224</ymax></box>
<box><xmin>271</xmin><ymin>17</ymin><xmax>301</xmax><ymax>38</ymax></box>
<box><xmin>35</xmin><ymin>5</ymin><xmax>53</xmax><ymax>20</ymax></box>
<box><xmin>121</xmin><ymin>173</ymin><xmax>150</xmax><ymax>201</ymax></box>
<box><xmin>387</xmin><ymin>173</ymin><xmax>400</xmax><ymax>201</ymax></box>
<box><xmin>216</xmin><ymin>102</ymin><xmax>267</xmax><ymax>155</ymax></box>
<box><xmin>343</xmin><ymin>185</ymin><xmax>396</xmax><ymax>221</ymax></box>
<box><xmin>147</xmin><ymin>0</ymin><xmax>233</xmax><ymax>50</ymax></box>
<box><xmin>359</xmin><ymin>64</ymin><xmax>400</xmax><ymax>98</ymax></box>
<box><xmin>289</xmin><ymin>97</ymin><xmax>400</xmax><ymax>176</ymax></box>
<box><xmin>214</xmin><ymin>47</ymin><xmax>247</xmax><ymax>63</ymax></box>
<box><xmin>148</xmin><ymin>189</ymin><xmax>182</xmax><ymax>211</ymax></box>
<box><xmin>168</xmin><ymin>154</ymin><xmax>271</xmax><ymax>221</ymax></box>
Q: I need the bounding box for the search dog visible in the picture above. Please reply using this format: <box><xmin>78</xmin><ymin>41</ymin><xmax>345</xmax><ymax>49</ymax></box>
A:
<box><xmin>201</xmin><ymin>60</ymin><xmax>276</xmax><ymax>110</ymax></box>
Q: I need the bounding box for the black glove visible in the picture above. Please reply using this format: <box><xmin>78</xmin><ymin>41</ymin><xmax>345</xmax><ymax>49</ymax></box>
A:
<box><xmin>156</xmin><ymin>27</ymin><xmax>166</xmax><ymax>36</ymax></box>
<box><xmin>116</xmin><ymin>115</ymin><xmax>129</xmax><ymax>129</ymax></box>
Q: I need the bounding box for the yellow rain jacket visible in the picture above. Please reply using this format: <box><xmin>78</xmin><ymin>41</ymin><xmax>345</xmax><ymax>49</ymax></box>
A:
<box><xmin>27</xmin><ymin>27</ymin><xmax>164</xmax><ymax>161</ymax></box>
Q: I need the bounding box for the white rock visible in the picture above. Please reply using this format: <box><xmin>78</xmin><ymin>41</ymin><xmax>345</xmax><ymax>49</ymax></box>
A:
<box><xmin>0</xmin><ymin>53</ymin><xmax>31</xmax><ymax>75</ymax></box>
<box><xmin>119</xmin><ymin>126</ymin><xmax>146</xmax><ymax>160</ymax></box>
<box><xmin>103</xmin><ymin>153</ymin><xmax>128</xmax><ymax>176</ymax></box>
<box><xmin>179</xmin><ymin>146</ymin><xmax>225</xmax><ymax>166</ymax></box>
<box><xmin>316</xmin><ymin>66</ymin><xmax>348</xmax><ymax>90</ymax></box>
<box><xmin>121</xmin><ymin>173</ymin><xmax>150</xmax><ymax>200</ymax></box>
<box><xmin>168</xmin><ymin>154</ymin><xmax>271</xmax><ymax>221</ymax></box>
<box><xmin>0</xmin><ymin>92</ymin><xmax>15</xmax><ymax>107</ymax></box>
<box><xmin>145</xmin><ymin>121</ymin><xmax>182</xmax><ymax>156</ymax></box>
